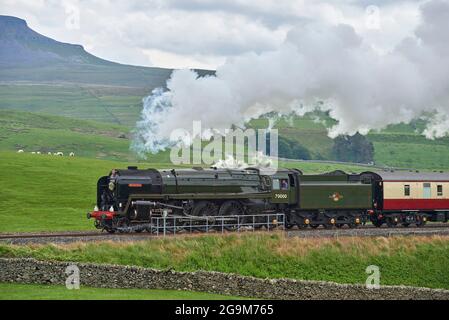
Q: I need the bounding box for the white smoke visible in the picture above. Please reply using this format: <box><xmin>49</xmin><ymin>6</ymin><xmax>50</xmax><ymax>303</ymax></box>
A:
<box><xmin>132</xmin><ymin>0</ymin><xmax>449</xmax><ymax>156</ymax></box>
<box><xmin>213</xmin><ymin>152</ymin><xmax>274</xmax><ymax>170</ymax></box>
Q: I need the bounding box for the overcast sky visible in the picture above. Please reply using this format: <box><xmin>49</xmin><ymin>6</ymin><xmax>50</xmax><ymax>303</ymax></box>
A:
<box><xmin>0</xmin><ymin>0</ymin><xmax>425</xmax><ymax>69</ymax></box>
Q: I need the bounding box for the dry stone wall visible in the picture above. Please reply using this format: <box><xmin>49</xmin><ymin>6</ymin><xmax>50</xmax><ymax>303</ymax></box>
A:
<box><xmin>1</xmin><ymin>258</ymin><xmax>448</xmax><ymax>300</ymax></box>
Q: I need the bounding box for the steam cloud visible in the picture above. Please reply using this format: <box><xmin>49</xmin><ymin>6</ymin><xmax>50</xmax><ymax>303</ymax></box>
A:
<box><xmin>132</xmin><ymin>0</ymin><xmax>449</xmax><ymax>156</ymax></box>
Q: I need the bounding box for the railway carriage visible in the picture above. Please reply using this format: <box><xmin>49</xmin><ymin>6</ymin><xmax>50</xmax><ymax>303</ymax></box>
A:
<box><xmin>363</xmin><ymin>171</ymin><xmax>449</xmax><ymax>227</ymax></box>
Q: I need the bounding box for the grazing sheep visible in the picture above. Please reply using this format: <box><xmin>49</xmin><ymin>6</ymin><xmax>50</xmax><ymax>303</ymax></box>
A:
<box><xmin>17</xmin><ymin>150</ymin><xmax>24</xmax><ymax>153</ymax></box>
<box><xmin>55</xmin><ymin>152</ymin><xmax>64</xmax><ymax>156</ymax></box>
<box><xmin>36</xmin><ymin>151</ymin><xmax>41</xmax><ymax>155</ymax></box>
<box><xmin>69</xmin><ymin>152</ymin><xmax>75</xmax><ymax>157</ymax></box>
<box><xmin>31</xmin><ymin>152</ymin><xmax>36</xmax><ymax>154</ymax></box>
<box><xmin>48</xmin><ymin>152</ymin><xmax>52</xmax><ymax>155</ymax></box>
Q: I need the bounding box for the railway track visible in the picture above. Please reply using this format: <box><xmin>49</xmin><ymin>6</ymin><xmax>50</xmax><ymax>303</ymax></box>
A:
<box><xmin>1</xmin><ymin>223</ymin><xmax>449</xmax><ymax>244</ymax></box>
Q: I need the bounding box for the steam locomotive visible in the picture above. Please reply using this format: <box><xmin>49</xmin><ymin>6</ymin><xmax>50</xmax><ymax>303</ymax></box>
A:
<box><xmin>87</xmin><ymin>166</ymin><xmax>449</xmax><ymax>233</ymax></box>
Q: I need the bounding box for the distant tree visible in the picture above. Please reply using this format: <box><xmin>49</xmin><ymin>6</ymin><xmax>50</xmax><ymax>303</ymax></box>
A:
<box><xmin>332</xmin><ymin>133</ymin><xmax>374</xmax><ymax>164</ymax></box>
<box><xmin>278</xmin><ymin>136</ymin><xmax>311</xmax><ymax>160</ymax></box>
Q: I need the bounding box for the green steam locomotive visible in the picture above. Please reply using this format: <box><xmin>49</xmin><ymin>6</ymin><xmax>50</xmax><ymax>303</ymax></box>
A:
<box><xmin>88</xmin><ymin>166</ymin><xmax>374</xmax><ymax>232</ymax></box>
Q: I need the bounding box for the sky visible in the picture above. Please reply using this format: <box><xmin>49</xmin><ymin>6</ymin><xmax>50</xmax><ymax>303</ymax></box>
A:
<box><xmin>0</xmin><ymin>0</ymin><xmax>425</xmax><ymax>70</ymax></box>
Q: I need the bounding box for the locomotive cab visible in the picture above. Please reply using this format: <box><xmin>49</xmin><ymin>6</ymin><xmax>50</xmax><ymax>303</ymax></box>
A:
<box><xmin>270</xmin><ymin>170</ymin><xmax>300</xmax><ymax>205</ymax></box>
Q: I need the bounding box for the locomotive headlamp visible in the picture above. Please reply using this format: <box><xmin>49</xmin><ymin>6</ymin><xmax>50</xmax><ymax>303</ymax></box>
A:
<box><xmin>423</xmin><ymin>216</ymin><xmax>427</xmax><ymax>222</ymax></box>
<box><xmin>108</xmin><ymin>181</ymin><xmax>115</xmax><ymax>191</ymax></box>
<box><xmin>304</xmin><ymin>219</ymin><xmax>310</xmax><ymax>225</ymax></box>
<box><xmin>330</xmin><ymin>218</ymin><xmax>336</xmax><ymax>224</ymax></box>
<box><xmin>355</xmin><ymin>218</ymin><xmax>361</xmax><ymax>224</ymax></box>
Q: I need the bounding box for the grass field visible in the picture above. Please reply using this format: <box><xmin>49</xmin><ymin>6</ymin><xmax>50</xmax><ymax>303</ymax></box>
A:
<box><xmin>0</xmin><ymin>282</ymin><xmax>242</xmax><ymax>300</ymax></box>
<box><xmin>0</xmin><ymin>109</ymin><xmax>175</xmax><ymax>162</ymax></box>
<box><xmin>0</xmin><ymin>152</ymin><xmax>175</xmax><ymax>232</ymax></box>
<box><xmin>0</xmin><ymin>152</ymin><xmax>370</xmax><ymax>232</ymax></box>
<box><xmin>1</xmin><ymin>233</ymin><xmax>449</xmax><ymax>289</ymax></box>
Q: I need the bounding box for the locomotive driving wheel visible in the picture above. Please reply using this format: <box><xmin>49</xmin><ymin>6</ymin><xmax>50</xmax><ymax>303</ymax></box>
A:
<box><xmin>218</xmin><ymin>200</ymin><xmax>244</xmax><ymax>231</ymax></box>
<box><xmin>191</xmin><ymin>201</ymin><xmax>219</xmax><ymax>232</ymax></box>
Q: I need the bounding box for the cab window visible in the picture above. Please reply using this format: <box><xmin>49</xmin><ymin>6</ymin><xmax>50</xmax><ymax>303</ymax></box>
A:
<box><xmin>280</xmin><ymin>179</ymin><xmax>289</xmax><ymax>190</ymax></box>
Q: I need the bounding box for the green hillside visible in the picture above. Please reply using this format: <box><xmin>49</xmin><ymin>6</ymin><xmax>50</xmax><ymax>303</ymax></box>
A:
<box><xmin>0</xmin><ymin>84</ymin><xmax>144</xmax><ymax>126</ymax></box>
<box><xmin>0</xmin><ymin>109</ymin><xmax>130</xmax><ymax>161</ymax></box>
<box><xmin>0</xmin><ymin>109</ymin><xmax>174</xmax><ymax>162</ymax></box>
<box><xmin>249</xmin><ymin>114</ymin><xmax>449</xmax><ymax>170</ymax></box>
<box><xmin>2</xmin><ymin>107</ymin><xmax>449</xmax><ymax>170</ymax></box>
<box><xmin>1</xmin><ymin>64</ymin><xmax>175</xmax><ymax>90</ymax></box>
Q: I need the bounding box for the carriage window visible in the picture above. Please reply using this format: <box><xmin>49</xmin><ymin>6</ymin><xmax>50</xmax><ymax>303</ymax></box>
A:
<box><xmin>404</xmin><ymin>185</ymin><xmax>410</xmax><ymax>196</ymax></box>
<box><xmin>437</xmin><ymin>185</ymin><xmax>443</xmax><ymax>196</ymax></box>
<box><xmin>272</xmin><ymin>179</ymin><xmax>280</xmax><ymax>190</ymax></box>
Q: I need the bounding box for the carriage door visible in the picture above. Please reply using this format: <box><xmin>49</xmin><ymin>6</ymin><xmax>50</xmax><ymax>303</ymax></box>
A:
<box><xmin>423</xmin><ymin>183</ymin><xmax>431</xmax><ymax>199</ymax></box>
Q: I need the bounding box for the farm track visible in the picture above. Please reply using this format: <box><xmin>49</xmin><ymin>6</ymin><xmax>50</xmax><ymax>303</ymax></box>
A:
<box><xmin>1</xmin><ymin>223</ymin><xmax>449</xmax><ymax>244</ymax></box>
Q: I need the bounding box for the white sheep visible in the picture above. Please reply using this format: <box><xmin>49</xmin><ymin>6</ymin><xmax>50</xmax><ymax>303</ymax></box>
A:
<box><xmin>56</xmin><ymin>152</ymin><xmax>64</xmax><ymax>156</ymax></box>
<box><xmin>69</xmin><ymin>152</ymin><xmax>75</xmax><ymax>157</ymax></box>
<box><xmin>36</xmin><ymin>151</ymin><xmax>41</xmax><ymax>155</ymax></box>
<box><xmin>31</xmin><ymin>152</ymin><xmax>36</xmax><ymax>154</ymax></box>
<box><xmin>17</xmin><ymin>150</ymin><xmax>24</xmax><ymax>153</ymax></box>
<box><xmin>48</xmin><ymin>152</ymin><xmax>52</xmax><ymax>155</ymax></box>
